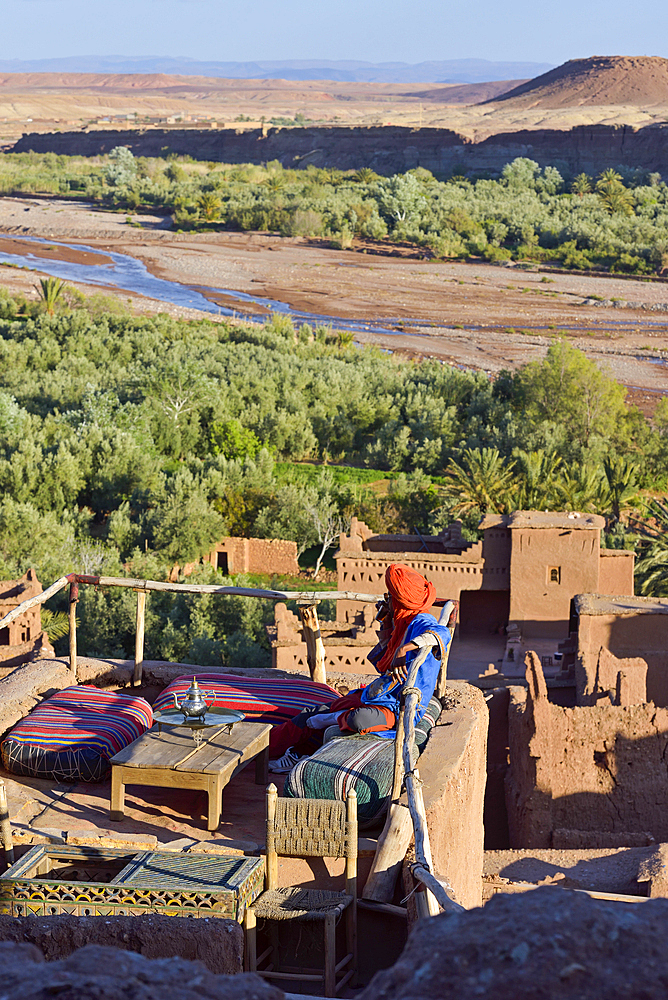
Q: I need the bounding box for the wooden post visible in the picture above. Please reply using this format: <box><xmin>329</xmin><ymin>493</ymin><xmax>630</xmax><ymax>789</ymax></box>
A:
<box><xmin>435</xmin><ymin>600</ymin><xmax>458</xmax><ymax>699</ymax></box>
<box><xmin>266</xmin><ymin>783</ymin><xmax>278</xmax><ymax>890</ymax></box>
<box><xmin>363</xmin><ymin>646</ymin><xmax>430</xmax><ymax>903</ymax></box>
<box><xmin>0</xmin><ymin>780</ymin><xmax>14</xmax><ymax>867</ymax></box>
<box><xmin>297</xmin><ymin>601</ymin><xmax>327</xmax><ymax>685</ymax></box>
<box><xmin>68</xmin><ymin>581</ymin><xmax>78</xmax><ymax>673</ymax></box>
<box><xmin>133</xmin><ymin>589</ymin><xmax>147</xmax><ymax>687</ymax></box>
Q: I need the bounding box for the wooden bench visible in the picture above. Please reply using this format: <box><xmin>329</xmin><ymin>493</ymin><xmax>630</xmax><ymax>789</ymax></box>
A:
<box><xmin>109</xmin><ymin>721</ymin><xmax>271</xmax><ymax>832</ymax></box>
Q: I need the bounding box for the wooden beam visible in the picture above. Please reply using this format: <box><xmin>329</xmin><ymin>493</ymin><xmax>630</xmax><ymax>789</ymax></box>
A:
<box><xmin>68</xmin><ymin>581</ymin><xmax>78</xmax><ymax>673</ymax></box>
<box><xmin>134</xmin><ymin>589</ymin><xmax>147</xmax><ymax>687</ymax></box>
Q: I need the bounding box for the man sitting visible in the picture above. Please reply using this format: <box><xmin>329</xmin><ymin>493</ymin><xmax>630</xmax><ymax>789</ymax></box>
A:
<box><xmin>268</xmin><ymin>562</ymin><xmax>451</xmax><ymax>772</ymax></box>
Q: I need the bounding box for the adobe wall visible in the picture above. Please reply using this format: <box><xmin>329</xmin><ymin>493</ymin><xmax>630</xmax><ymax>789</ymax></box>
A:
<box><xmin>269</xmin><ymin>602</ymin><xmax>378</xmax><ymax>675</ymax></box>
<box><xmin>599</xmin><ymin>549</ymin><xmax>635</xmax><ymax>596</ymax></box>
<box><xmin>403</xmin><ymin>681</ymin><xmax>488</xmax><ymax>910</ymax></box>
<box><xmin>0</xmin><ymin>569</ymin><xmax>43</xmax><ymax>649</ymax></box>
<box><xmin>508</xmin><ymin>526</ymin><xmax>601</xmax><ymax>639</ymax></box>
<box><xmin>575</xmin><ymin>600</ymin><xmax>668</xmax><ymax>707</ymax></box>
<box><xmin>206</xmin><ymin>537</ymin><xmax>299</xmax><ymax>576</ymax></box>
<box><xmin>506</xmin><ymin>652</ymin><xmax>668</xmax><ymax>849</ymax></box>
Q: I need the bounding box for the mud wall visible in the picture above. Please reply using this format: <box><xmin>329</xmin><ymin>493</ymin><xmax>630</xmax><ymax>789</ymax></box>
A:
<box><xmin>205</xmin><ymin>537</ymin><xmax>299</xmax><ymax>576</ymax></box>
<box><xmin>412</xmin><ymin>681</ymin><xmax>488</xmax><ymax>908</ymax></box>
<box><xmin>13</xmin><ymin>122</ymin><xmax>668</xmax><ymax>176</ymax></box>
<box><xmin>506</xmin><ymin>653</ymin><xmax>668</xmax><ymax>849</ymax></box>
<box><xmin>576</xmin><ymin>609</ymin><xmax>668</xmax><ymax>707</ymax></box>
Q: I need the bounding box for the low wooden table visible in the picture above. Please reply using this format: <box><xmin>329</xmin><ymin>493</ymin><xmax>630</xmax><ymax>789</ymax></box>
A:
<box><xmin>109</xmin><ymin>721</ymin><xmax>271</xmax><ymax>832</ymax></box>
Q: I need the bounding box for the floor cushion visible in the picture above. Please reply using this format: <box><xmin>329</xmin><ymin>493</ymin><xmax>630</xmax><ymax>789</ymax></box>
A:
<box><xmin>284</xmin><ymin>696</ymin><xmax>442</xmax><ymax>825</ymax></box>
<box><xmin>1</xmin><ymin>685</ymin><xmax>153</xmax><ymax>783</ymax></box>
<box><xmin>153</xmin><ymin>673</ymin><xmax>337</xmax><ymax>725</ymax></box>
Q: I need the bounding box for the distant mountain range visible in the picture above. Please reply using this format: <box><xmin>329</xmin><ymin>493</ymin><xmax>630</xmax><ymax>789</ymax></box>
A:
<box><xmin>0</xmin><ymin>56</ymin><xmax>553</xmax><ymax>84</ymax></box>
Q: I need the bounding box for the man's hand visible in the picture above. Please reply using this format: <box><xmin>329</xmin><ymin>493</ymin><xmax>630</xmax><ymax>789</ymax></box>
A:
<box><xmin>390</xmin><ymin>642</ymin><xmax>419</xmax><ymax>683</ymax></box>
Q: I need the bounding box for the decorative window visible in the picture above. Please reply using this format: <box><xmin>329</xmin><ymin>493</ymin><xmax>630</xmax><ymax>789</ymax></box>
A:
<box><xmin>548</xmin><ymin>566</ymin><xmax>561</xmax><ymax>585</ymax></box>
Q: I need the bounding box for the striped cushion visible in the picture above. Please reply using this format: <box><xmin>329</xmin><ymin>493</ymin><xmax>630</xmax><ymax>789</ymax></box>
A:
<box><xmin>1</xmin><ymin>686</ymin><xmax>153</xmax><ymax>783</ymax></box>
<box><xmin>284</xmin><ymin>697</ymin><xmax>442</xmax><ymax>825</ymax></box>
<box><xmin>154</xmin><ymin>673</ymin><xmax>337</xmax><ymax>724</ymax></box>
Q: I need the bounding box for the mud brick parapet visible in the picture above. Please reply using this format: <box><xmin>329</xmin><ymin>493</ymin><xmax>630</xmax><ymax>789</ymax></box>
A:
<box><xmin>506</xmin><ymin>651</ymin><xmax>668</xmax><ymax>849</ymax></box>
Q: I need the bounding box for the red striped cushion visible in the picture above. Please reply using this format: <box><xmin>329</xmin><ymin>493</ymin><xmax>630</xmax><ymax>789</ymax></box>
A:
<box><xmin>2</xmin><ymin>685</ymin><xmax>152</xmax><ymax>758</ymax></box>
<box><xmin>154</xmin><ymin>673</ymin><xmax>337</xmax><ymax>724</ymax></box>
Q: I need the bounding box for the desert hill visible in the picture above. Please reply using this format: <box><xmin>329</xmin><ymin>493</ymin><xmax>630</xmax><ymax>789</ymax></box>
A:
<box><xmin>487</xmin><ymin>56</ymin><xmax>668</xmax><ymax>108</ymax></box>
<box><xmin>407</xmin><ymin>79</ymin><xmax>527</xmax><ymax>104</ymax></box>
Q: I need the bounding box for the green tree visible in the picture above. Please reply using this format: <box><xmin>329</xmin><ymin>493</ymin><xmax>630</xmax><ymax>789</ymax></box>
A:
<box><xmin>209</xmin><ymin>419</ymin><xmax>261</xmax><ymax>461</ymax></box>
<box><xmin>514</xmin><ymin>342</ymin><xmax>627</xmax><ymax>448</ymax></box>
<box><xmin>198</xmin><ymin>192</ymin><xmax>222</xmax><ymax>221</ymax></box>
<box><xmin>571</xmin><ymin>173</ymin><xmax>592</xmax><ymax>196</ymax></box>
<box><xmin>106</xmin><ymin>146</ymin><xmax>137</xmax><ymax>187</ymax></box>
<box><xmin>602</xmin><ymin>455</ymin><xmax>640</xmax><ymax>523</ymax></box>
<box><xmin>37</xmin><ymin>277</ymin><xmax>66</xmax><ymax>316</ymax></box>
<box><xmin>442</xmin><ymin>447</ymin><xmax>516</xmax><ymax>515</ymax></box>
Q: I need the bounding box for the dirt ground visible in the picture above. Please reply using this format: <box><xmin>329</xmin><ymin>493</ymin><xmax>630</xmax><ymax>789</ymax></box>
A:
<box><xmin>0</xmin><ymin>196</ymin><xmax>666</xmax><ymax>411</ymax></box>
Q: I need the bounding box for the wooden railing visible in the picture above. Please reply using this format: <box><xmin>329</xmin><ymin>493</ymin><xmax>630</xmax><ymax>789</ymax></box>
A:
<box><xmin>0</xmin><ymin>571</ymin><xmax>462</xmax><ymax>914</ymax></box>
<box><xmin>0</xmin><ymin>572</ymin><xmax>383</xmax><ymax>684</ymax></box>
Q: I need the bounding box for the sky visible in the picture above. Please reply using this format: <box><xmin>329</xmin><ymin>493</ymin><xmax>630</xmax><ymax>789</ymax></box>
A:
<box><xmin>2</xmin><ymin>0</ymin><xmax>668</xmax><ymax>65</ymax></box>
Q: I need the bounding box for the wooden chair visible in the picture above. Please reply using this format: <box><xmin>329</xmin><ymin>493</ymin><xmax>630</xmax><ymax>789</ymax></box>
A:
<box><xmin>244</xmin><ymin>783</ymin><xmax>357</xmax><ymax>997</ymax></box>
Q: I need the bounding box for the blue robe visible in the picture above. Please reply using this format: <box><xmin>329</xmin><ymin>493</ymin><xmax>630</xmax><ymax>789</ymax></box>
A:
<box><xmin>359</xmin><ymin>612</ymin><xmax>451</xmax><ymax>739</ymax></box>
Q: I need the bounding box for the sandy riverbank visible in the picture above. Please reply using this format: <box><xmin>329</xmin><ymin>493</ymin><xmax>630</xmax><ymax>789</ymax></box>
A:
<box><xmin>0</xmin><ymin>196</ymin><xmax>666</xmax><ymax>412</ymax></box>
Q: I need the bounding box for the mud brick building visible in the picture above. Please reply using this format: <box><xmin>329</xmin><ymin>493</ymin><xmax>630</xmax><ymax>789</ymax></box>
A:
<box><xmin>268</xmin><ymin>512</ymin><xmax>635</xmax><ymax>674</ymax></box>
<box><xmin>0</xmin><ymin>569</ymin><xmax>52</xmax><ymax>667</ymax></box>
<box><xmin>204</xmin><ymin>537</ymin><xmax>300</xmax><ymax>577</ymax></box>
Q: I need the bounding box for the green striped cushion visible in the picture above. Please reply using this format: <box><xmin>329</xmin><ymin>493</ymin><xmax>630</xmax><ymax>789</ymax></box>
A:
<box><xmin>284</xmin><ymin>697</ymin><xmax>442</xmax><ymax>825</ymax></box>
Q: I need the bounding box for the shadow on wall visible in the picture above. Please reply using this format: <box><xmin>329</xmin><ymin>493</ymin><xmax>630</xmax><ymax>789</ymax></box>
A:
<box><xmin>505</xmin><ymin>651</ymin><xmax>668</xmax><ymax>849</ymax></box>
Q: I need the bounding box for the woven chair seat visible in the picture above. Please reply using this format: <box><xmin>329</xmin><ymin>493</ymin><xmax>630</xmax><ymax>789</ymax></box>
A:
<box><xmin>252</xmin><ymin>886</ymin><xmax>353</xmax><ymax>921</ymax></box>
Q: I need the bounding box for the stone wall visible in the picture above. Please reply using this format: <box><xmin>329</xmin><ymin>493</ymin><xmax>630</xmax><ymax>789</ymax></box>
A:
<box><xmin>14</xmin><ymin>122</ymin><xmax>668</xmax><ymax>176</ymax></box>
<box><xmin>506</xmin><ymin>652</ymin><xmax>668</xmax><ymax>849</ymax></box>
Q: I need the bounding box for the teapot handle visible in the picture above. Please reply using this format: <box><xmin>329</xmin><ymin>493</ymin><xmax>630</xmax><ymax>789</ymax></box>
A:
<box><xmin>205</xmin><ymin>690</ymin><xmax>216</xmax><ymax>706</ymax></box>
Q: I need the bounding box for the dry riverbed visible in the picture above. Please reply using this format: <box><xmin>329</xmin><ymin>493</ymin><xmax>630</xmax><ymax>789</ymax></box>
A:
<box><xmin>0</xmin><ymin>196</ymin><xmax>666</xmax><ymax>411</ymax></box>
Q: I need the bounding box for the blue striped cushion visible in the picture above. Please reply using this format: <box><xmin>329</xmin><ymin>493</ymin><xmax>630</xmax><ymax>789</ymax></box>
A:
<box><xmin>154</xmin><ymin>673</ymin><xmax>337</xmax><ymax>724</ymax></box>
<box><xmin>284</xmin><ymin>696</ymin><xmax>442</xmax><ymax>824</ymax></box>
<box><xmin>1</xmin><ymin>686</ymin><xmax>153</xmax><ymax>783</ymax></box>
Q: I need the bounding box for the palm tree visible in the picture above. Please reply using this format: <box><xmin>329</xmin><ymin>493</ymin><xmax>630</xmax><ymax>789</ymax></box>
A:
<box><xmin>600</xmin><ymin>187</ymin><xmax>634</xmax><ymax>216</ymax></box>
<box><xmin>354</xmin><ymin>167</ymin><xmax>377</xmax><ymax>184</ymax></box>
<box><xmin>37</xmin><ymin>277</ymin><xmax>66</xmax><ymax>315</ymax></box>
<box><xmin>602</xmin><ymin>455</ymin><xmax>640</xmax><ymax>523</ymax></box>
<box><xmin>265</xmin><ymin>175</ymin><xmax>285</xmax><ymax>193</ymax></box>
<box><xmin>635</xmin><ymin>499</ymin><xmax>668</xmax><ymax>596</ymax></box>
<box><xmin>595</xmin><ymin>169</ymin><xmax>634</xmax><ymax>216</ymax></box>
<box><xmin>571</xmin><ymin>173</ymin><xmax>592</xmax><ymax>197</ymax></box>
<box><xmin>508</xmin><ymin>449</ymin><xmax>562</xmax><ymax>510</ymax></box>
<box><xmin>198</xmin><ymin>192</ymin><xmax>222</xmax><ymax>221</ymax></box>
<box><xmin>554</xmin><ymin>463</ymin><xmax>606</xmax><ymax>512</ymax></box>
<box><xmin>596</xmin><ymin>168</ymin><xmax>624</xmax><ymax>190</ymax></box>
<box><xmin>442</xmin><ymin>447</ymin><xmax>516</xmax><ymax>515</ymax></box>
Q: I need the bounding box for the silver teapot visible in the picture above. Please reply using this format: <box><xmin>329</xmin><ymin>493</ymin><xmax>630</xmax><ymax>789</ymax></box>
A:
<box><xmin>172</xmin><ymin>677</ymin><xmax>215</xmax><ymax>721</ymax></box>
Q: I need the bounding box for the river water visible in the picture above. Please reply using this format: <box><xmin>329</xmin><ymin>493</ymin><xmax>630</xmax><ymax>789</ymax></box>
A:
<box><xmin>1</xmin><ymin>234</ymin><xmax>666</xmax><ymax>342</ymax></box>
<box><xmin>0</xmin><ymin>234</ymin><xmax>418</xmax><ymax>336</ymax></box>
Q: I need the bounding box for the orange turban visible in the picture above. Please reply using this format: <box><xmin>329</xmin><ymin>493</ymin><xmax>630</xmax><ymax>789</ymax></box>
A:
<box><xmin>377</xmin><ymin>563</ymin><xmax>435</xmax><ymax>674</ymax></box>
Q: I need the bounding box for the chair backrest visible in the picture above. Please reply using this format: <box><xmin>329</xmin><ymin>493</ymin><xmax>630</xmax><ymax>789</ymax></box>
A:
<box><xmin>266</xmin><ymin>785</ymin><xmax>357</xmax><ymax>860</ymax></box>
